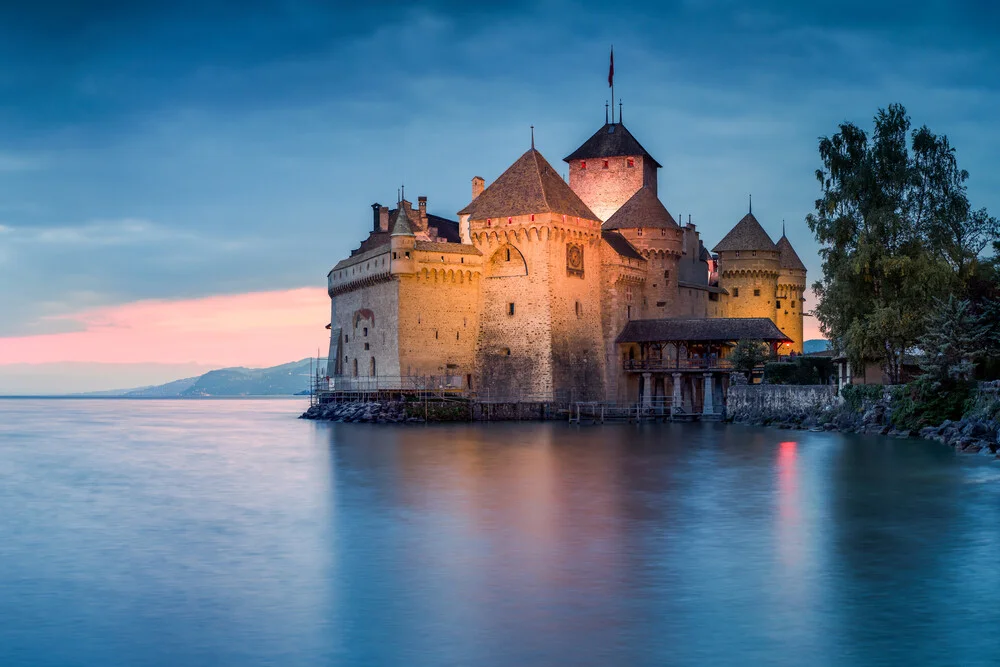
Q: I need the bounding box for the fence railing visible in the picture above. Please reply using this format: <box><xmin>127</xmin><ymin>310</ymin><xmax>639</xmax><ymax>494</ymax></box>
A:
<box><xmin>623</xmin><ymin>358</ymin><xmax>736</xmax><ymax>372</ymax></box>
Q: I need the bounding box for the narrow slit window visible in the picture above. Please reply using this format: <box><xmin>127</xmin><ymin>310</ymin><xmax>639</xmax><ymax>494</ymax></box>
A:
<box><xmin>508</xmin><ymin>303</ymin><xmax>515</xmax><ymax>316</ymax></box>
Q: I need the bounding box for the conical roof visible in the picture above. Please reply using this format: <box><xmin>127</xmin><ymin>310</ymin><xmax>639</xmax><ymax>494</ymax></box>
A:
<box><xmin>603</xmin><ymin>186</ymin><xmax>678</xmax><ymax>231</ymax></box>
<box><xmin>458</xmin><ymin>148</ymin><xmax>598</xmax><ymax>221</ymax></box>
<box><xmin>712</xmin><ymin>213</ymin><xmax>777</xmax><ymax>253</ymax></box>
<box><xmin>390</xmin><ymin>207</ymin><xmax>414</xmax><ymax>236</ymax></box>
<box><xmin>776</xmin><ymin>235</ymin><xmax>806</xmax><ymax>271</ymax></box>
<box><xmin>564</xmin><ymin>122</ymin><xmax>661</xmax><ymax>168</ymax></box>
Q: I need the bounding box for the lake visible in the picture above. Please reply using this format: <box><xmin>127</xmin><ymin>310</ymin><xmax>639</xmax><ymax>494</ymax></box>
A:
<box><xmin>1</xmin><ymin>398</ymin><xmax>999</xmax><ymax>666</ymax></box>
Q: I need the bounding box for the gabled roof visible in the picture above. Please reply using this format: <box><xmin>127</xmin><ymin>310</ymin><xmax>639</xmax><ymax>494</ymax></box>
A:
<box><xmin>712</xmin><ymin>213</ymin><xmax>778</xmax><ymax>253</ymax></box>
<box><xmin>563</xmin><ymin>122</ymin><xmax>662</xmax><ymax>168</ymax></box>
<box><xmin>616</xmin><ymin>317</ymin><xmax>792</xmax><ymax>344</ymax></box>
<box><xmin>602</xmin><ymin>230</ymin><xmax>645</xmax><ymax>261</ymax></box>
<box><xmin>458</xmin><ymin>148</ymin><xmax>598</xmax><ymax>221</ymax></box>
<box><xmin>776</xmin><ymin>235</ymin><xmax>807</xmax><ymax>271</ymax></box>
<box><xmin>603</xmin><ymin>186</ymin><xmax>679</xmax><ymax>231</ymax></box>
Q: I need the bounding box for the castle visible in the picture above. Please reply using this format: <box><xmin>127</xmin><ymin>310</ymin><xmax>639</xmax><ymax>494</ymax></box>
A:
<box><xmin>325</xmin><ymin>112</ymin><xmax>806</xmax><ymax>409</ymax></box>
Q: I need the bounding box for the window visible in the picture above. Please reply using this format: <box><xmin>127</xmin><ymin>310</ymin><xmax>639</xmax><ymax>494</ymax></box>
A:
<box><xmin>505</xmin><ymin>248</ymin><xmax>511</xmax><ymax>262</ymax></box>
<box><xmin>344</xmin><ymin>335</ymin><xmax>349</xmax><ymax>343</ymax></box>
<box><xmin>664</xmin><ymin>270</ymin><xmax>670</xmax><ymax>280</ymax></box>
<box><xmin>627</xmin><ymin>305</ymin><xmax>632</xmax><ymax>319</ymax></box>
<box><xmin>602</xmin><ymin>160</ymin><xmax>609</xmax><ymax>169</ymax></box>
<box><xmin>575</xmin><ymin>301</ymin><xmax>582</xmax><ymax>318</ymax></box>
<box><xmin>580</xmin><ymin>160</ymin><xmax>587</xmax><ymax>169</ymax></box>
<box><xmin>661</xmin><ymin>228</ymin><xmax>666</xmax><ymax>236</ymax></box>
<box><xmin>775</xmin><ymin>300</ymin><xmax>781</xmax><ymax>309</ymax></box>
<box><xmin>504</xmin><ymin>347</ymin><xmax>512</xmax><ymax>356</ymax></box>
<box><xmin>508</xmin><ymin>302</ymin><xmax>515</xmax><ymax>316</ymax></box>
<box><xmin>370</xmin><ymin>357</ymin><xmax>376</xmax><ymax>376</ymax></box>
<box><xmin>627</xmin><ymin>158</ymin><xmax>634</xmax><ymax>168</ymax></box>
<box><xmin>792</xmin><ymin>301</ymin><xmax>796</xmax><ymax>309</ymax></box>
<box><xmin>752</xmin><ymin>251</ymin><xmax>757</xmax><ymax>257</ymax></box>
<box><xmin>637</xmin><ymin>228</ymin><xmax>643</xmax><ymax>236</ymax></box>
<box><xmin>733</xmin><ymin>288</ymin><xmax>739</xmax><ymax>297</ymax></box>
<box><xmin>404</xmin><ymin>251</ymin><xmax>410</xmax><ymax>258</ymax></box>
<box><xmin>364</xmin><ymin>342</ymin><xmax>370</xmax><ymax>350</ymax></box>
<box><xmin>754</xmin><ymin>289</ymin><xmax>761</xmax><ymax>297</ymax></box>
<box><xmin>735</xmin><ymin>251</ymin><xmax>740</xmax><ymax>258</ymax></box>
<box><xmin>392</xmin><ymin>252</ymin><xmax>397</xmax><ymax>259</ymax></box>
<box><xmin>434</xmin><ymin>330</ymin><xmax>438</xmax><ymax>339</ymax></box>
<box><xmin>456</xmin><ymin>331</ymin><xmax>460</xmax><ymax>340</ymax></box>
<box><xmin>352</xmin><ymin>359</ymin><xmax>358</xmax><ymax>377</ymax></box>
<box><xmin>363</xmin><ymin>327</ymin><xmax>368</xmax><ymax>337</ymax></box>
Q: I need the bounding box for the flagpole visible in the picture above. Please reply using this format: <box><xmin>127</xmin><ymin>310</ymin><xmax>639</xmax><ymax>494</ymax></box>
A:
<box><xmin>610</xmin><ymin>45</ymin><xmax>614</xmax><ymax>123</ymax></box>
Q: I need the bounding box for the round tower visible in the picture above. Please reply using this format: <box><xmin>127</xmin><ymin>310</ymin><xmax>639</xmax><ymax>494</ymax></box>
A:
<box><xmin>713</xmin><ymin>211</ymin><xmax>781</xmax><ymax>325</ymax></box>
<box><xmin>775</xmin><ymin>233</ymin><xmax>807</xmax><ymax>354</ymax></box>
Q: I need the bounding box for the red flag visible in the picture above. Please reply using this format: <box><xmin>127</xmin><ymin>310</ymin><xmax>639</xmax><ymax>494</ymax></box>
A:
<box><xmin>608</xmin><ymin>47</ymin><xmax>614</xmax><ymax>87</ymax></box>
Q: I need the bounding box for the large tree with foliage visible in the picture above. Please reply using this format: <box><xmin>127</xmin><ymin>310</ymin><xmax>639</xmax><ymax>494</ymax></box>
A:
<box><xmin>807</xmin><ymin>104</ymin><xmax>999</xmax><ymax>383</ymax></box>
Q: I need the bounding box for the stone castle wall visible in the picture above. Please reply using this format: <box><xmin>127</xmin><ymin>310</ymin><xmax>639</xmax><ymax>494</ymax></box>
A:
<box><xmin>775</xmin><ymin>268</ymin><xmax>807</xmax><ymax>353</ymax></box>
<box><xmin>717</xmin><ymin>251</ymin><xmax>780</xmax><ymax>321</ymax></box>
<box><xmin>330</xmin><ymin>274</ymin><xmax>401</xmax><ymax>379</ymax></box>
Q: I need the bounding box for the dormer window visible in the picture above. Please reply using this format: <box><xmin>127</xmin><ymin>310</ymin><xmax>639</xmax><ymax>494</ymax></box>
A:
<box><xmin>580</xmin><ymin>161</ymin><xmax>587</xmax><ymax>169</ymax></box>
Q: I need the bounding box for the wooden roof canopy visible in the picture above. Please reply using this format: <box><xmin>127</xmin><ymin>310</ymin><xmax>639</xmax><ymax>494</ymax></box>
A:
<box><xmin>616</xmin><ymin>317</ymin><xmax>792</xmax><ymax>344</ymax></box>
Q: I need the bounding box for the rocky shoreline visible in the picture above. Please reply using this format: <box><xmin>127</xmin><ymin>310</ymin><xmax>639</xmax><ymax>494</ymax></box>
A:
<box><xmin>728</xmin><ymin>394</ymin><xmax>1000</xmax><ymax>458</ymax></box>
<box><xmin>300</xmin><ymin>401</ymin><xmax>424</xmax><ymax>424</ymax></box>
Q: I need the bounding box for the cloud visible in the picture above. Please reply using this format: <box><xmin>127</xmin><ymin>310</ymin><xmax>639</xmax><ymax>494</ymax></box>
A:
<box><xmin>0</xmin><ymin>287</ymin><xmax>330</xmax><ymax>366</ymax></box>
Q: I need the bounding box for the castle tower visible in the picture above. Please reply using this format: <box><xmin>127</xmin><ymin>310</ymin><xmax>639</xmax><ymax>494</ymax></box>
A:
<box><xmin>713</xmin><ymin>211</ymin><xmax>782</xmax><ymax>327</ymax></box>
<box><xmin>459</xmin><ymin>146</ymin><xmax>606</xmax><ymax>400</ymax></box>
<box><xmin>563</xmin><ymin>122</ymin><xmax>661</xmax><ymax>222</ymax></box>
<box><xmin>603</xmin><ymin>186</ymin><xmax>684</xmax><ymax>316</ymax></box>
<box><xmin>775</xmin><ymin>233</ymin><xmax>807</xmax><ymax>354</ymax></box>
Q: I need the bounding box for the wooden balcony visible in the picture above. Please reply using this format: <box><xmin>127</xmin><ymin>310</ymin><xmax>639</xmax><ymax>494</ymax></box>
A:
<box><xmin>623</xmin><ymin>358</ymin><xmax>736</xmax><ymax>373</ymax></box>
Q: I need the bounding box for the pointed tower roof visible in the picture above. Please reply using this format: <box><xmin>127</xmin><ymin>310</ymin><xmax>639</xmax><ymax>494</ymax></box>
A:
<box><xmin>603</xmin><ymin>186</ymin><xmax>679</xmax><ymax>230</ymax></box>
<box><xmin>776</xmin><ymin>234</ymin><xmax>806</xmax><ymax>270</ymax></box>
<box><xmin>563</xmin><ymin>122</ymin><xmax>661</xmax><ymax>168</ymax></box>
<box><xmin>712</xmin><ymin>213</ymin><xmax>778</xmax><ymax>253</ymax></box>
<box><xmin>458</xmin><ymin>148</ymin><xmax>598</xmax><ymax>220</ymax></box>
<box><xmin>390</xmin><ymin>207</ymin><xmax>414</xmax><ymax>237</ymax></box>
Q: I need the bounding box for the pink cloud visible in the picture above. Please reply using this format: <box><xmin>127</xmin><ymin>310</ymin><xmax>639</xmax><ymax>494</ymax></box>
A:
<box><xmin>0</xmin><ymin>288</ymin><xmax>330</xmax><ymax>366</ymax></box>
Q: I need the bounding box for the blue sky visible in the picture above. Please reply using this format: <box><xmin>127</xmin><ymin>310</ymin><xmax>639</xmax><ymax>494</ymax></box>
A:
<box><xmin>1</xmin><ymin>0</ymin><xmax>998</xmax><ymax>387</ymax></box>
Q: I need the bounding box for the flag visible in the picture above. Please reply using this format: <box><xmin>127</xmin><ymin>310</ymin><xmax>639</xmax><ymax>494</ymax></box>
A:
<box><xmin>608</xmin><ymin>47</ymin><xmax>614</xmax><ymax>87</ymax></box>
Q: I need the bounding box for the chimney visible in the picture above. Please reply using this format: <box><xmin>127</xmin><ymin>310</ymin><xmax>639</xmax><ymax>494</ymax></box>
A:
<box><xmin>379</xmin><ymin>205</ymin><xmax>389</xmax><ymax>232</ymax></box>
<box><xmin>418</xmin><ymin>196</ymin><xmax>428</xmax><ymax>227</ymax></box>
<box><xmin>472</xmin><ymin>176</ymin><xmax>485</xmax><ymax>200</ymax></box>
<box><xmin>371</xmin><ymin>202</ymin><xmax>381</xmax><ymax>232</ymax></box>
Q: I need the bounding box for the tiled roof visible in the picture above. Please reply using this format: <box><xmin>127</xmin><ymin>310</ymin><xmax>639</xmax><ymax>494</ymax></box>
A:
<box><xmin>458</xmin><ymin>148</ymin><xmax>598</xmax><ymax>221</ymax></box>
<box><xmin>414</xmin><ymin>241</ymin><xmax>481</xmax><ymax>255</ymax></box>
<box><xmin>563</xmin><ymin>123</ymin><xmax>662</xmax><ymax>168</ymax></box>
<box><xmin>602</xmin><ymin>230</ymin><xmax>646</xmax><ymax>261</ymax></box>
<box><xmin>428</xmin><ymin>214</ymin><xmax>461</xmax><ymax>243</ymax></box>
<box><xmin>776</xmin><ymin>235</ymin><xmax>807</xmax><ymax>271</ymax></box>
<box><xmin>391</xmin><ymin>209</ymin><xmax>414</xmax><ymax>236</ymax></box>
<box><xmin>712</xmin><ymin>213</ymin><xmax>778</xmax><ymax>253</ymax></box>
<box><xmin>603</xmin><ymin>186</ymin><xmax>679</xmax><ymax>230</ymax></box>
<box><xmin>616</xmin><ymin>317</ymin><xmax>792</xmax><ymax>344</ymax></box>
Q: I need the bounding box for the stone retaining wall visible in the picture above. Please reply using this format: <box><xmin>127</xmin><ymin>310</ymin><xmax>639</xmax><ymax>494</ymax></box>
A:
<box><xmin>727</xmin><ymin>384</ymin><xmax>840</xmax><ymax>424</ymax></box>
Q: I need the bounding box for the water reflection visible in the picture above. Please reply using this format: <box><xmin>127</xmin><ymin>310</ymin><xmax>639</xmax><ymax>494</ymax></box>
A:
<box><xmin>2</xmin><ymin>400</ymin><xmax>999</xmax><ymax>667</ymax></box>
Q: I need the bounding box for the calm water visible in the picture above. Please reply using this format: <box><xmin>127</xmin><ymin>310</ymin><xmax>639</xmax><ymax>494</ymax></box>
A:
<box><xmin>2</xmin><ymin>399</ymin><xmax>1000</xmax><ymax>666</ymax></box>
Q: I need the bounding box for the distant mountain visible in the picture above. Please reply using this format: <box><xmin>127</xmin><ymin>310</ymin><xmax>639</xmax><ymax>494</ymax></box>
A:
<box><xmin>804</xmin><ymin>339</ymin><xmax>831</xmax><ymax>354</ymax></box>
<box><xmin>77</xmin><ymin>359</ymin><xmax>315</xmax><ymax>397</ymax></box>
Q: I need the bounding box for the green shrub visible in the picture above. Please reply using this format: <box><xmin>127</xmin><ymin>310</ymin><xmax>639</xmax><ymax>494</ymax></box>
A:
<box><xmin>889</xmin><ymin>377</ymin><xmax>975</xmax><ymax>430</ymax></box>
<box><xmin>841</xmin><ymin>384</ymin><xmax>884</xmax><ymax>412</ymax></box>
<box><xmin>763</xmin><ymin>357</ymin><xmax>835</xmax><ymax>385</ymax></box>
<box><xmin>763</xmin><ymin>362</ymin><xmax>797</xmax><ymax>384</ymax></box>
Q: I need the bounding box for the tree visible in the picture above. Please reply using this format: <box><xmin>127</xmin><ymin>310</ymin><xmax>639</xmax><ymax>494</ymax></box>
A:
<box><xmin>729</xmin><ymin>339</ymin><xmax>770</xmax><ymax>380</ymax></box>
<box><xmin>917</xmin><ymin>296</ymin><xmax>986</xmax><ymax>384</ymax></box>
<box><xmin>807</xmin><ymin>104</ymin><xmax>998</xmax><ymax>383</ymax></box>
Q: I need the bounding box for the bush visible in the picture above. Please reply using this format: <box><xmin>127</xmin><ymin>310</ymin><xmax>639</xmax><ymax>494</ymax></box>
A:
<box><xmin>841</xmin><ymin>384</ymin><xmax>884</xmax><ymax>412</ymax></box>
<box><xmin>889</xmin><ymin>377</ymin><xmax>975</xmax><ymax>431</ymax></box>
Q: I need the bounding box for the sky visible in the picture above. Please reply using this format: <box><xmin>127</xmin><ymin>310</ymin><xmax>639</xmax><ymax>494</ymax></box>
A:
<box><xmin>1</xmin><ymin>0</ymin><xmax>998</xmax><ymax>393</ymax></box>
